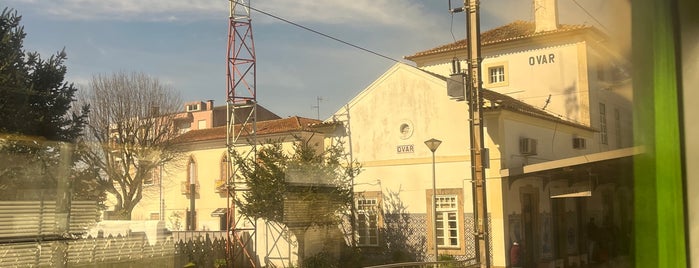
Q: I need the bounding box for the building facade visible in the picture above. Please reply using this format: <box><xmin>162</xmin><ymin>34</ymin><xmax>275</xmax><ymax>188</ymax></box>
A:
<box><xmin>128</xmin><ymin>114</ymin><xmax>330</xmax><ymax>266</ymax></box>
<box><xmin>331</xmin><ymin>1</ymin><xmax>633</xmax><ymax>267</ymax></box>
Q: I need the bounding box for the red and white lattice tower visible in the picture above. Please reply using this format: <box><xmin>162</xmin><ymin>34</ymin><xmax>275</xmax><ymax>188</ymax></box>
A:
<box><xmin>226</xmin><ymin>0</ymin><xmax>257</xmax><ymax>267</ymax></box>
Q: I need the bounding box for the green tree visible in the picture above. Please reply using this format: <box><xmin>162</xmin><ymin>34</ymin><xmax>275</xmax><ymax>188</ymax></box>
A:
<box><xmin>232</xmin><ymin>139</ymin><xmax>359</xmax><ymax>266</ymax></box>
<box><xmin>0</xmin><ymin>7</ymin><xmax>90</xmax><ymax>201</ymax></box>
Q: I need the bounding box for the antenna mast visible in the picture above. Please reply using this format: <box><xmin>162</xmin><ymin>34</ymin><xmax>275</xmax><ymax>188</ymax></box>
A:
<box><xmin>226</xmin><ymin>0</ymin><xmax>257</xmax><ymax>267</ymax></box>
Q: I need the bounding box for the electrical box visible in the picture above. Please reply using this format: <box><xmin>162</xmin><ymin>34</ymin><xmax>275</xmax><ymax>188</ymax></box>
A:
<box><xmin>447</xmin><ymin>73</ymin><xmax>466</xmax><ymax>101</ymax></box>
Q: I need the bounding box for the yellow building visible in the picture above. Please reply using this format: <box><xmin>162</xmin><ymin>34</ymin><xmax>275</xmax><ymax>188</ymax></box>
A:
<box><xmin>331</xmin><ymin>1</ymin><xmax>632</xmax><ymax>267</ymax></box>
<box><xmin>129</xmin><ymin>115</ymin><xmax>325</xmax><ymax>266</ymax></box>
<box><xmin>131</xmin><ymin>115</ymin><xmax>324</xmax><ymax>223</ymax></box>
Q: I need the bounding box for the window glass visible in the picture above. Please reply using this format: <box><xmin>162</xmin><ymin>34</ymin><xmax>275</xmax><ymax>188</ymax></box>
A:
<box><xmin>436</xmin><ymin>195</ymin><xmax>459</xmax><ymax>247</ymax></box>
<box><xmin>489</xmin><ymin>66</ymin><xmax>505</xmax><ymax>84</ymax></box>
<box><xmin>357</xmin><ymin>198</ymin><xmax>379</xmax><ymax>246</ymax></box>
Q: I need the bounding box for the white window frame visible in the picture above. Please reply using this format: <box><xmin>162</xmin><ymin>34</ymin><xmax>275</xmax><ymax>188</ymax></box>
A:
<box><xmin>186</xmin><ymin>103</ymin><xmax>200</xmax><ymax>112</ymax></box>
<box><xmin>489</xmin><ymin>66</ymin><xmax>505</xmax><ymax>84</ymax></box>
<box><xmin>484</xmin><ymin>62</ymin><xmax>509</xmax><ymax>87</ymax></box>
<box><xmin>435</xmin><ymin>195</ymin><xmax>460</xmax><ymax>248</ymax></box>
<box><xmin>356</xmin><ymin>198</ymin><xmax>379</xmax><ymax>246</ymax></box>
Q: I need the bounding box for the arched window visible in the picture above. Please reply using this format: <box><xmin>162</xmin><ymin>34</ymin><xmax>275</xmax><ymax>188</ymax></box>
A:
<box><xmin>187</xmin><ymin>157</ymin><xmax>197</xmax><ymax>185</ymax></box>
<box><xmin>220</xmin><ymin>153</ymin><xmax>229</xmax><ymax>182</ymax></box>
<box><xmin>216</xmin><ymin>153</ymin><xmax>229</xmax><ymax>192</ymax></box>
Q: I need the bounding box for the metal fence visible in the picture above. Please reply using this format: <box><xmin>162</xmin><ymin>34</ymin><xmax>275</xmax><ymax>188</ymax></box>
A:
<box><xmin>0</xmin><ymin>201</ymin><xmax>98</xmax><ymax>242</ymax></box>
<box><xmin>363</xmin><ymin>259</ymin><xmax>478</xmax><ymax>268</ymax></box>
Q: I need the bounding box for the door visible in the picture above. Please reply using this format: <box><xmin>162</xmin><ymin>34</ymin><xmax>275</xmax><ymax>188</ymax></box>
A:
<box><xmin>522</xmin><ymin>193</ymin><xmax>536</xmax><ymax>267</ymax></box>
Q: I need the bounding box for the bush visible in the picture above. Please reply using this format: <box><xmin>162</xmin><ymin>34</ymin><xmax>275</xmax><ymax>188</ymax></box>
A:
<box><xmin>302</xmin><ymin>250</ymin><xmax>338</xmax><ymax>268</ymax></box>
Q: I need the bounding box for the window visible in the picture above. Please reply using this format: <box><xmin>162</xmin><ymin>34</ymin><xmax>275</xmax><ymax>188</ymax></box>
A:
<box><xmin>183</xmin><ymin>157</ymin><xmax>199</xmax><ymax>195</ymax></box>
<box><xmin>144</xmin><ymin>166</ymin><xmax>160</xmax><ymax>186</ymax></box>
<box><xmin>427</xmin><ymin>188</ymin><xmax>465</xmax><ymax>255</ymax></box>
<box><xmin>356</xmin><ymin>198</ymin><xmax>379</xmax><ymax>246</ymax></box>
<box><xmin>186</xmin><ymin>103</ymin><xmax>200</xmax><ymax>112</ymax></box>
<box><xmin>149</xmin><ymin>212</ymin><xmax>160</xmax><ymax>221</ymax></box>
<box><xmin>484</xmin><ymin>62</ymin><xmax>509</xmax><ymax>87</ymax></box>
<box><xmin>188</xmin><ymin>157</ymin><xmax>197</xmax><ymax>185</ymax></box>
<box><xmin>220</xmin><ymin>154</ymin><xmax>228</xmax><ymax>181</ymax></box>
<box><xmin>435</xmin><ymin>195</ymin><xmax>459</xmax><ymax>247</ymax></box>
<box><xmin>217</xmin><ymin>154</ymin><xmax>229</xmax><ymax>192</ymax></box>
<box><xmin>489</xmin><ymin>66</ymin><xmax>506</xmax><ymax>84</ymax></box>
<box><xmin>600</xmin><ymin>103</ymin><xmax>608</xmax><ymax>144</ymax></box>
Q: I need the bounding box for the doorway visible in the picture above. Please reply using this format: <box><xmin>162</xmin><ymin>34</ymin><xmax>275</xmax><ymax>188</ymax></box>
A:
<box><xmin>521</xmin><ymin>191</ymin><xmax>539</xmax><ymax>267</ymax></box>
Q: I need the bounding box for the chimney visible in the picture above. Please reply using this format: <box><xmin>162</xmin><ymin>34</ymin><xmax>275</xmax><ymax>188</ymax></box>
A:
<box><xmin>534</xmin><ymin>0</ymin><xmax>559</xmax><ymax>32</ymax></box>
<box><xmin>205</xmin><ymin>100</ymin><xmax>214</xmax><ymax>110</ymax></box>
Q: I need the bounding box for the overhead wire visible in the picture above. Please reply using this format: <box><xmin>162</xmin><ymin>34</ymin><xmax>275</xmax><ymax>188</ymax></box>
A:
<box><xmin>449</xmin><ymin>5</ymin><xmax>461</xmax><ymax>62</ymax></box>
<box><xmin>450</xmin><ymin>6</ymin><xmax>459</xmax><ymax>43</ymax></box>
<box><xmin>232</xmin><ymin>0</ymin><xmax>404</xmax><ymax>65</ymax></box>
<box><xmin>233</xmin><ymin>0</ymin><xmax>607</xmax><ymax>107</ymax></box>
<box><xmin>570</xmin><ymin>0</ymin><xmax>611</xmax><ymax>33</ymax></box>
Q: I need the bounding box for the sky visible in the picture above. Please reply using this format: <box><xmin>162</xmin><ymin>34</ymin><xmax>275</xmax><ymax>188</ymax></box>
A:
<box><xmin>5</xmin><ymin>0</ymin><xmax>628</xmax><ymax>120</ymax></box>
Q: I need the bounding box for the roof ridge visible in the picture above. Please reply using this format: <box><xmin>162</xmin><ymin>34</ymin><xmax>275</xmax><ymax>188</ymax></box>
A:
<box><xmin>405</xmin><ymin>20</ymin><xmax>596</xmax><ymax>60</ymax></box>
<box><xmin>173</xmin><ymin>115</ymin><xmax>321</xmax><ymax>144</ymax></box>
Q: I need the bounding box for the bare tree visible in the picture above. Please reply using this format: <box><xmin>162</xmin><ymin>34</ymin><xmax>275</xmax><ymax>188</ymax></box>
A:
<box><xmin>78</xmin><ymin>71</ymin><xmax>183</xmax><ymax>220</ymax></box>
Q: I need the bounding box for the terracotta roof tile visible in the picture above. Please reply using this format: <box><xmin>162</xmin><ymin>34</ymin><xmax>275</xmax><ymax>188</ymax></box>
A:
<box><xmin>173</xmin><ymin>116</ymin><xmax>322</xmax><ymax>144</ymax></box>
<box><xmin>405</xmin><ymin>21</ymin><xmax>593</xmax><ymax>60</ymax></box>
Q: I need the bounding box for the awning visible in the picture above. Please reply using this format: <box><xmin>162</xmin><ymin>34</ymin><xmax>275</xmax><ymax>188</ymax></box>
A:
<box><xmin>211</xmin><ymin>208</ymin><xmax>227</xmax><ymax>217</ymax></box>
<box><xmin>500</xmin><ymin>146</ymin><xmax>642</xmax><ymax>193</ymax></box>
<box><xmin>500</xmin><ymin>146</ymin><xmax>643</xmax><ymax>177</ymax></box>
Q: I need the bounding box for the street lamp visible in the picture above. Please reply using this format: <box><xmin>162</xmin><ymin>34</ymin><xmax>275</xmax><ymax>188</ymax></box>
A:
<box><xmin>424</xmin><ymin>138</ymin><xmax>442</xmax><ymax>263</ymax></box>
<box><xmin>159</xmin><ymin>163</ymin><xmax>164</xmax><ymax>221</ymax></box>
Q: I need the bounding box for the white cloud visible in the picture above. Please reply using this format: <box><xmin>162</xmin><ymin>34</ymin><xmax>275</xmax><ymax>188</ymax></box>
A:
<box><xmin>256</xmin><ymin>0</ymin><xmax>437</xmax><ymax>28</ymax></box>
<box><xmin>6</xmin><ymin>0</ymin><xmax>442</xmax><ymax>30</ymax></box>
<box><xmin>7</xmin><ymin>0</ymin><xmax>222</xmax><ymax>21</ymax></box>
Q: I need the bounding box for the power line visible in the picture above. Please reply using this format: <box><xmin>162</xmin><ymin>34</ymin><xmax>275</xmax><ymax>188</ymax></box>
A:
<box><xmin>232</xmin><ymin>1</ymin><xmax>404</xmax><ymax>65</ymax></box>
<box><xmin>570</xmin><ymin>0</ymin><xmax>611</xmax><ymax>33</ymax></box>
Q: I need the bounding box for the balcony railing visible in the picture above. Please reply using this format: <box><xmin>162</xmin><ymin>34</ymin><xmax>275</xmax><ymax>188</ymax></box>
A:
<box><xmin>180</xmin><ymin>182</ymin><xmax>200</xmax><ymax>195</ymax></box>
<box><xmin>214</xmin><ymin>179</ymin><xmax>227</xmax><ymax>193</ymax></box>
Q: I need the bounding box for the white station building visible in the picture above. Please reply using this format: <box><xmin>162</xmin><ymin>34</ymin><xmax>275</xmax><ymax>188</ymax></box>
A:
<box><xmin>330</xmin><ymin>0</ymin><xmax>633</xmax><ymax>267</ymax></box>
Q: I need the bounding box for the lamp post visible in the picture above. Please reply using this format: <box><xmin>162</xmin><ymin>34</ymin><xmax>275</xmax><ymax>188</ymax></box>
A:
<box><xmin>424</xmin><ymin>138</ymin><xmax>442</xmax><ymax>263</ymax></box>
<box><xmin>188</xmin><ymin>159</ymin><xmax>196</xmax><ymax>231</ymax></box>
<box><xmin>159</xmin><ymin>163</ymin><xmax>164</xmax><ymax>221</ymax></box>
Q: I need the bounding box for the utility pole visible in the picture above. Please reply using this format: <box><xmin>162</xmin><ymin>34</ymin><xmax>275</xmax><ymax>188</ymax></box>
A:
<box><xmin>449</xmin><ymin>0</ymin><xmax>490</xmax><ymax>266</ymax></box>
<box><xmin>466</xmin><ymin>0</ymin><xmax>490</xmax><ymax>266</ymax></box>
